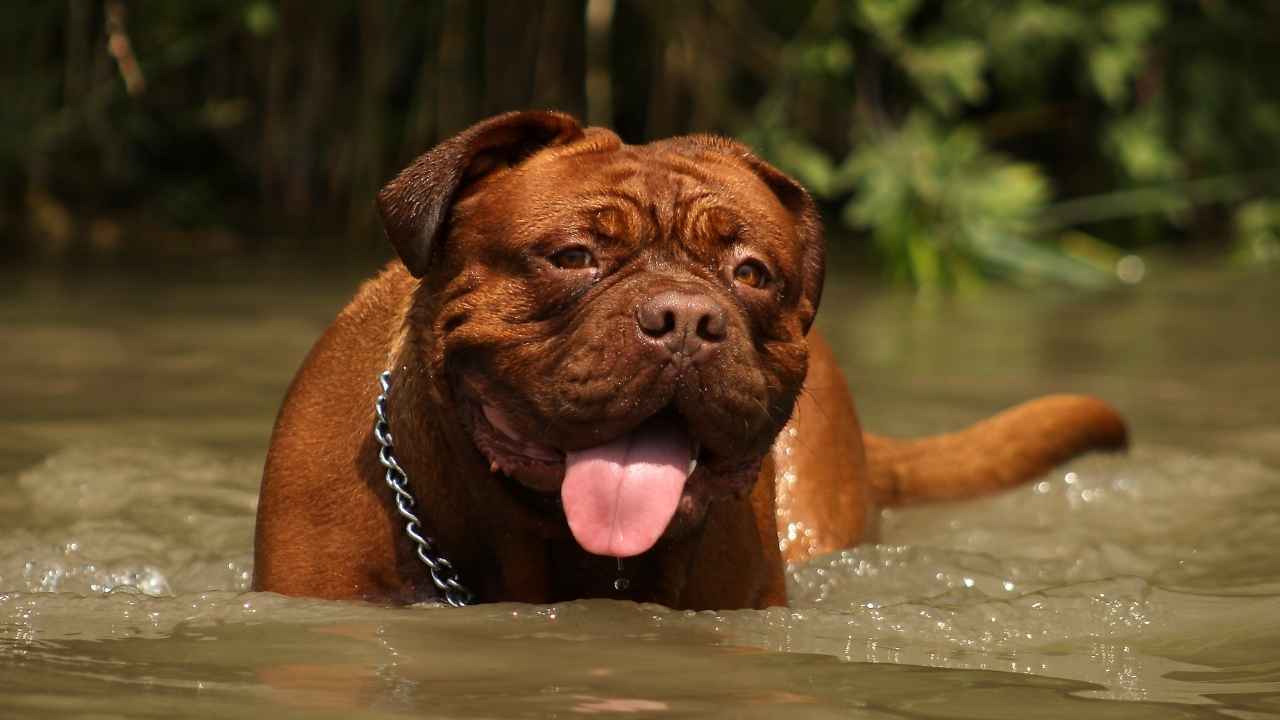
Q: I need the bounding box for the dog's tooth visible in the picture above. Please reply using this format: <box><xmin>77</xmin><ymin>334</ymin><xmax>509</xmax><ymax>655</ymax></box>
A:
<box><xmin>687</xmin><ymin>442</ymin><xmax>700</xmax><ymax>475</ymax></box>
<box><xmin>490</xmin><ymin>461</ymin><xmax>500</xmax><ymax>474</ymax></box>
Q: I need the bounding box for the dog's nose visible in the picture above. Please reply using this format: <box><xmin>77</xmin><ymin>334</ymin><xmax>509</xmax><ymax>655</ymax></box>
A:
<box><xmin>636</xmin><ymin>290</ymin><xmax>727</xmax><ymax>359</ymax></box>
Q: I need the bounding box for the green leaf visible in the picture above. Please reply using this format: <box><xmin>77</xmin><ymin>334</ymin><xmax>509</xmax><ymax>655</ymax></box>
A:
<box><xmin>1101</xmin><ymin>1</ymin><xmax>1165</xmax><ymax>43</ymax></box>
<box><xmin>1234</xmin><ymin>199</ymin><xmax>1280</xmax><ymax>265</ymax></box>
<box><xmin>1088</xmin><ymin>44</ymin><xmax>1137</xmax><ymax>107</ymax></box>
<box><xmin>1105</xmin><ymin>109</ymin><xmax>1183</xmax><ymax>183</ymax></box>
<box><xmin>907</xmin><ymin>231</ymin><xmax>942</xmax><ymax>287</ymax></box>
<box><xmin>1087</xmin><ymin>1</ymin><xmax>1166</xmax><ymax>106</ymax></box>
<box><xmin>964</xmin><ymin>223</ymin><xmax>1112</xmax><ymax>288</ymax></box>
<box><xmin>853</xmin><ymin>0</ymin><xmax>921</xmax><ymax>42</ymax></box>
<box><xmin>244</xmin><ymin>2</ymin><xmax>278</xmax><ymax>36</ymax></box>
<box><xmin>904</xmin><ymin>40</ymin><xmax>988</xmax><ymax>113</ymax></box>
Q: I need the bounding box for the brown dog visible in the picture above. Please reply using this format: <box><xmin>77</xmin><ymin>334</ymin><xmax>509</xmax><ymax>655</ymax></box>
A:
<box><xmin>253</xmin><ymin>111</ymin><xmax>1126</xmax><ymax>609</ymax></box>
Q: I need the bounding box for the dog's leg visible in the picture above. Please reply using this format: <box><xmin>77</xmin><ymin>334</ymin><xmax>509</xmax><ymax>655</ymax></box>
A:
<box><xmin>864</xmin><ymin>395</ymin><xmax>1128</xmax><ymax>506</ymax></box>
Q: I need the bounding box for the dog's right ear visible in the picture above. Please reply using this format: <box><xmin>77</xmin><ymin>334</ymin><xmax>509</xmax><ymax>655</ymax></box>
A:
<box><xmin>377</xmin><ymin>111</ymin><xmax>583</xmax><ymax>277</ymax></box>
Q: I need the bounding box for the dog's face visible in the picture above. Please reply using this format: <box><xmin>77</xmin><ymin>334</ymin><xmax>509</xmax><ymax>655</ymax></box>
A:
<box><xmin>379</xmin><ymin>112</ymin><xmax>824</xmax><ymax>558</ymax></box>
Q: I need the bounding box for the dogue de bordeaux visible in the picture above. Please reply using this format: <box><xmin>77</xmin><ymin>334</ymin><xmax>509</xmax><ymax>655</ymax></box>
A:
<box><xmin>253</xmin><ymin>110</ymin><xmax>1126</xmax><ymax>610</ymax></box>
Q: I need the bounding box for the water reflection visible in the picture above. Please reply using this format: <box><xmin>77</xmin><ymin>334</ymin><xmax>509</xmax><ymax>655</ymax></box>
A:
<box><xmin>0</xmin><ymin>596</ymin><xmax>1240</xmax><ymax>719</ymax></box>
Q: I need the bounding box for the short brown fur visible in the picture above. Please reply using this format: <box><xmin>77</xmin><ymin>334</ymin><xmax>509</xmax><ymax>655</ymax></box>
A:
<box><xmin>254</xmin><ymin>112</ymin><xmax>1126</xmax><ymax>609</ymax></box>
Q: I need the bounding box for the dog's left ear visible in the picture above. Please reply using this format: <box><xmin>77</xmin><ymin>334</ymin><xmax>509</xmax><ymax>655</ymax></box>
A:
<box><xmin>378</xmin><ymin>110</ymin><xmax>584</xmax><ymax>277</ymax></box>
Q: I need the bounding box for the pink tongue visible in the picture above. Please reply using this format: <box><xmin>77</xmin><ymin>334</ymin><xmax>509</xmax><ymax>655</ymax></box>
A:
<box><xmin>561</xmin><ymin>422</ymin><xmax>693</xmax><ymax>557</ymax></box>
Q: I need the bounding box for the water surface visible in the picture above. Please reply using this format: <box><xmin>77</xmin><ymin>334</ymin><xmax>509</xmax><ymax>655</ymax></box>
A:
<box><xmin>2</xmin><ymin>256</ymin><xmax>1278</xmax><ymax>718</ymax></box>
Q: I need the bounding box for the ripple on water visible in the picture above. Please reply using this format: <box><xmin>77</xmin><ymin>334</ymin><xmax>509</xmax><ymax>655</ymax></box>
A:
<box><xmin>2</xmin><ymin>443</ymin><xmax>1280</xmax><ymax>712</ymax></box>
<box><xmin>774</xmin><ymin>448</ymin><xmax>1280</xmax><ymax>700</ymax></box>
<box><xmin>0</xmin><ymin>443</ymin><xmax>257</xmax><ymax>596</ymax></box>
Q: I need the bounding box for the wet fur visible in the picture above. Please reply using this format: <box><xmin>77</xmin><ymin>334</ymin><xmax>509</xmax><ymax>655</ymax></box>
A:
<box><xmin>253</xmin><ymin>111</ymin><xmax>1127</xmax><ymax>609</ymax></box>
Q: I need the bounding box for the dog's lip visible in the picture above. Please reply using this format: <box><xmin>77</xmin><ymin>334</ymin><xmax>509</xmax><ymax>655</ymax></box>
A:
<box><xmin>462</xmin><ymin>391</ymin><xmax>728</xmax><ymax>493</ymax></box>
<box><xmin>464</xmin><ymin>392</ymin><xmax>767</xmax><ymax>541</ymax></box>
<box><xmin>474</xmin><ymin>398</ymin><xmax>704</xmax><ymax>472</ymax></box>
<box><xmin>460</xmin><ymin>384</ymin><xmax>767</xmax><ymax>529</ymax></box>
<box><xmin>463</xmin><ymin>397</ymin><xmax>564</xmax><ymax>496</ymax></box>
<box><xmin>479</xmin><ymin>403</ymin><xmax>563</xmax><ymax>463</ymax></box>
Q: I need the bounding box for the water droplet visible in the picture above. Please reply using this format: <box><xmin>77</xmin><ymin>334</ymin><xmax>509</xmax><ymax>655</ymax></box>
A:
<box><xmin>1116</xmin><ymin>254</ymin><xmax>1146</xmax><ymax>284</ymax></box>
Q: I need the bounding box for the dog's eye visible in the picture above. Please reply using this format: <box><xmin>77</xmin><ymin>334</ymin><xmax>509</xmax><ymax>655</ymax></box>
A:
<box><xmin>550</xmin><ymin>247</ymin><xmax>596</xmax><ymax>270</ymax></box>
<box><xmin>733</xmin><ymin>260</ymin><xmax>770</xmax><ymax>289</ymax></box>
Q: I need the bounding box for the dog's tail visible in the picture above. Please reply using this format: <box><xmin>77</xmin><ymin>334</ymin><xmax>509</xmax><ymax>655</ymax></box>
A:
<box><xmin>864</xmin><ymin>394</ymin><xmax>1127</xmax><ymax>507</ymax></box>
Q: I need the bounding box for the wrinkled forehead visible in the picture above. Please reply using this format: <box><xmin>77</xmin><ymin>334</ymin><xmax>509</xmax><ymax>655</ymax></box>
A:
<box><xmin>468</xmin><ymin>139</ymin><xmax>799</xmax><ymax>252</ymax></box>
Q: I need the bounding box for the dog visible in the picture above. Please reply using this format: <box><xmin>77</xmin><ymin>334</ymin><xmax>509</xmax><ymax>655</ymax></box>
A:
<box><xmin>253</xmin><ymin>111</ymin><xmax>1127</xmax><ymax>610</ymax></box>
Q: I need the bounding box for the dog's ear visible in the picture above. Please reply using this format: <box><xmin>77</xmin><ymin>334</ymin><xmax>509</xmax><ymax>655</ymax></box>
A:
<box><xmin>377</xmin><ymin>111</ymin><xmax>584</xmax><ymax>277</ymax></box>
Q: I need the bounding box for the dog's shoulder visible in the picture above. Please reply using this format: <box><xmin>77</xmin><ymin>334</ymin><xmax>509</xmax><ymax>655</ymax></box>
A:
<box><xmin>337</xmin><ymin>261</ymin><xmax>416</xmax><ymax>328</ymax></box>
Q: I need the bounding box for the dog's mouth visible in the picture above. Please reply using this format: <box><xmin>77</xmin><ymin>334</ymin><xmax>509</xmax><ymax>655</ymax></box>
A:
<box><xmin>465</xmin><ymin>397</ymin><xmax>759</xmax><ymax>558</ymax></box>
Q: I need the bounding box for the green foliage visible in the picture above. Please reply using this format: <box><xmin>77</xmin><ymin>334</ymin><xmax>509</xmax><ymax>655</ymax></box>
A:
<box><xmin>1088</xmin><ymin>1</ymin><xmax>1166</xmax><ymax>107</ymax></box>
<box><xmin>746</xmin><ymin>0</ymin><xmax>1280</xmax><ymax>287</ymax></box>
<box><xmin>842</xmin><ymin>115</ymin><xmax>1110</xmax><ymax>288</ymax></box>
<box><xmin>1235</xmin><ymin>201</ymin><xmax>1280</xmax><ymax>266</ymax></box>
<box><xmin>243</xmin><ymin>2</ymin><xmax>278</xmax><ymax>36</ymax></box>
<box><xmin>5</xmin><ymin>0</ymin><xmax>1279</xmax><ymax>278</ymax></box>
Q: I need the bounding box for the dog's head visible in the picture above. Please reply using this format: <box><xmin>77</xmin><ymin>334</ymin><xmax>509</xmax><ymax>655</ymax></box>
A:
<box><xmin>379</xmin><ymin>111</ymin><xmax>824</xmax><ymax>558</ymax></box>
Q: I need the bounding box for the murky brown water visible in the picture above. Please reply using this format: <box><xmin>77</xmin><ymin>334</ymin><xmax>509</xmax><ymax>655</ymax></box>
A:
<box><xmin>2</xmin><ymin>254</ymin><xmax>1278</xmax><ymax>718</ymax></box>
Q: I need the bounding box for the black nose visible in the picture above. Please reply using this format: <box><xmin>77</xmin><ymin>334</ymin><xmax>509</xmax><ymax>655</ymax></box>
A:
<box><xmin>636</xmin><ymin>290</ymin><xmax>728</xmax><ymax>359</ymax></box>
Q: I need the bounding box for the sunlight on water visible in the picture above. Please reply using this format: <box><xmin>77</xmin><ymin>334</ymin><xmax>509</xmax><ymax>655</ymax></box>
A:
<box><xmin>1</xmin><ymin>261</ymin><xmax>1278</xmax><ymax>718</ymax></box>
<box><xmin>0</xmin><ymin>444</ymin><xmax>257</xmax><ymax>596</ymax></box>
<box><xmin>781</xmin><ymin>450</ymin><xmax>1280</xmax><ymax>702</ymax></box>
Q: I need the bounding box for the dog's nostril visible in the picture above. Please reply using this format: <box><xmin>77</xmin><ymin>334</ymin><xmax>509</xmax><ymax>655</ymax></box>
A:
<box><xmin>661</xmin><ymin>310</ymin><xmax>676</xmax><ymax>335</ymax></box>
<box><xmin>697</xmin><ymin>312</ymin><xmax>725</xmax><ymax>342</ymax></box>
<box><xmin>637</xmin><ymin>303</ymin><xmax>675</xmax><ymax>338</ymax></box>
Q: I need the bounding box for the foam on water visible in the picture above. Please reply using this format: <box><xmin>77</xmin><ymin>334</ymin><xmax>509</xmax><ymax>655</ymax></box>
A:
<box><xmin>0</xmin><ymin>444</ymin><xmax>256</xmax><ymax>596</ymax></box>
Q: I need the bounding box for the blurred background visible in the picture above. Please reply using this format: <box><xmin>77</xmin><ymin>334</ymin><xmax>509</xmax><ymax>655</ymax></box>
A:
<box><xmin>4</xmin><ymin>8</ymin><xmax>1280</xmax><ymax>714</ymax></box>
<box><xmin>4</xmin><ymin>0</ymin><xmax>1280</xmax><ymax>289</ymax></box>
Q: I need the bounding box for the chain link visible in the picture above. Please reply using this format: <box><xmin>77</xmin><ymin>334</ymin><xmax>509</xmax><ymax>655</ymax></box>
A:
<box><xmin>374</xmin><ymin>371</ymin><xmax>473</xmax><ymax>607</ymax></box>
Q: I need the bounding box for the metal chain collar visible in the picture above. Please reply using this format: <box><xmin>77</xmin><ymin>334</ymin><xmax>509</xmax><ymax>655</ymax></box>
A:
<box><xmin>374</xmin><ymin>371</ymin><xmax>473</xmax><ymax>607</ymax></box>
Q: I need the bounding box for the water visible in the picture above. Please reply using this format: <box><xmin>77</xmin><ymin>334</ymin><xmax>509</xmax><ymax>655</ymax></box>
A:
<box><xmin>2</xmin><ymin>255</ymin><xmax>1278</xmax><ymax>718</ymax></box>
